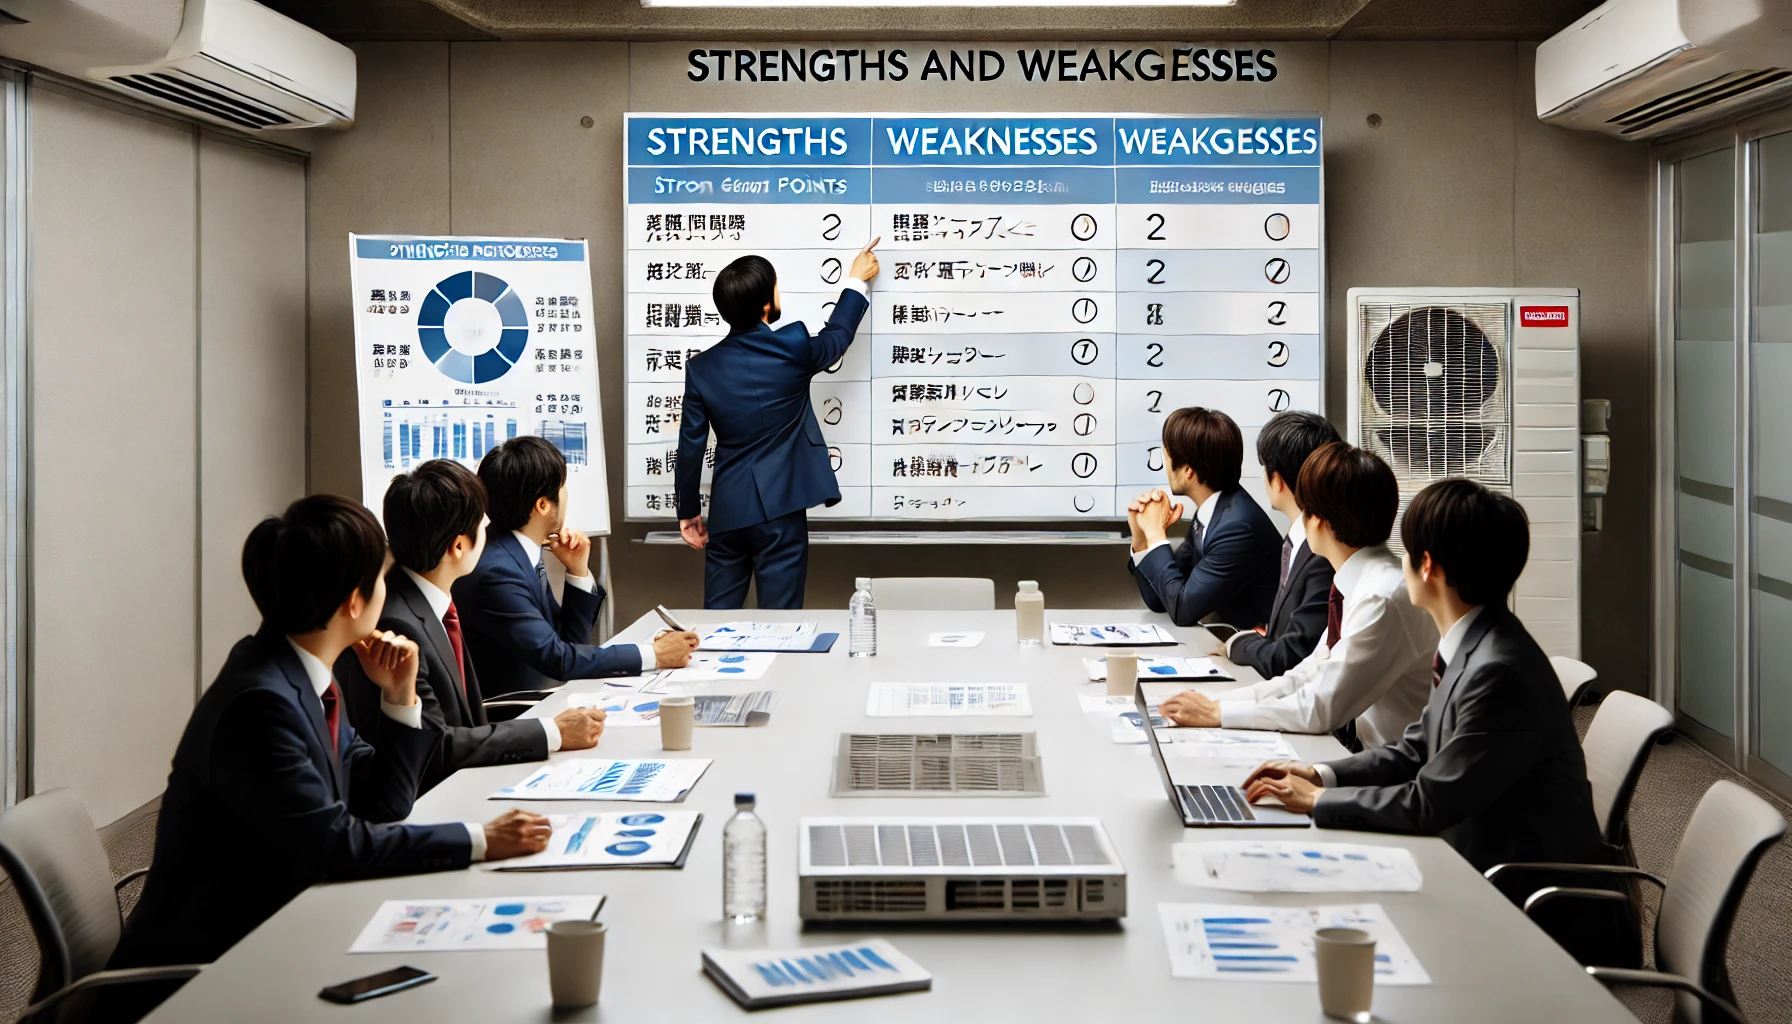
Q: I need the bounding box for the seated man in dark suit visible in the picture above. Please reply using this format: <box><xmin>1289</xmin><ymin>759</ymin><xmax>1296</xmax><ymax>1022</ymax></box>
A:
<box><xmin>337</xmin><ymin>460</ymin><xmax>610</xmax><ymax>793</ymax></box>
<box><xmin>106</xmin><ymin>496</ymin><xmax>550</xmax><ymax>1019</ymax></box>
<box><xmin>1127</xmin><ymin>406</ymin><xmax>1281</xmax><ymax>627</ymax></box>
<box><xmin>1221</xmin><ymin>410</ymin><xmax>1339</xmax><ymax>678</ymax></box>
<box><xmin>1241</xmin><ymin>479</ymin><xmax>1629</xmax><ymax>963</ymax></box>
<box><xmin>457</xmin><ymin>436</ymin><xmax>698</xmax><ymax>698</ymax></box>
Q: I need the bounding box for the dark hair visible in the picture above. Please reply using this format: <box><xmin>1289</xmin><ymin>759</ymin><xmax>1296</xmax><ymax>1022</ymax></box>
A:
<box><xmin>1160</xmin><ymin>407</ymin><xmax>1243</xmax><ymax>491</ymax></box>
<box><xmin>478</xmin><ymin>436</ymin><xmax>566</xmax><ymax>532</ymax></box>
<box><xmin>713</xmin><ymin>255</ymin><xmax>777</xmax><ymax>333</ymax></box>
<box><xmin>1296</xmin><ymin>442</ymin><xmax>1399</xmax><ymax>549</ymax></box>
<box><xmin>1257</xmin><ymin>411</ymin><xmax>1341</xmax><ymax>496</ymax></box>
<box><xmin>1401</xmin><ymin>478</ymin><xmax>1530</xmax><ymax>605</ymax></box>
<box><xmin>242</xmin><ymin>494</ymin><xmax>386</xmax><ymax>634</ymax></box>
<box><xmin>384</xmin><ymin>460</ymin><xmax>487</xmax><ymax>574</ymax></box>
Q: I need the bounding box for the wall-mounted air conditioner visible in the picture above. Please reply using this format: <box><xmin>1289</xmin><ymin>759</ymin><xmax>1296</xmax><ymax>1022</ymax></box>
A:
<box><xmin>1347</xmin><ymin>287</ymin><xmax>1581</xmax><ymax>658</ymax></box>
<box><xmin>1537</xmin><ymin>0</ymin><xmax>1792</xmax><ymax>140</ymax></box>
<box><xmin>0</xmin><ymin>0</ymin><xmax>354</xmax><ymax>131</ymax></box>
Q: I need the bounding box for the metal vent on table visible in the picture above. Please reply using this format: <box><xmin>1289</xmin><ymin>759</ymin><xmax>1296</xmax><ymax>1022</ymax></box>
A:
<box><xmin>806</xmin><ymin>821</ymin><xmax>1114</xmax><ymax>868</ymax></box>
<box><xmin>830</xmin><ymin>732</ymin><xmax>1044</xmax><ymax>796</ymax></box>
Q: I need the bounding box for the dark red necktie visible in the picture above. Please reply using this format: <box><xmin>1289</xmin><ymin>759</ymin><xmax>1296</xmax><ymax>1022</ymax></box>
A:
<box><xmin>1432</xmin><ymin>652</ymin><xmax>1446</xmax><ymax>688</ymax></box>
<box><xmin>442</xmin><ymin>602</ymin><xmax>469</xmax><ymax>694</ymax></box>
<box><xmin>1325</xmin><ymin>584</ymin><xmax>1344</xmax><ymax>649</ymax></box>
<box><xmin>320</xmin><ymin>681</ymin><xmax>341</xmax><ymax>754</ymax></box>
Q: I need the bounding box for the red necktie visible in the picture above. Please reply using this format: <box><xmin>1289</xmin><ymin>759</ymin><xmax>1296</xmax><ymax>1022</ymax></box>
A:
<box><xmin>1325</xmin><ymin>584</ymin><xmax>1344</xmax><ymax>649</ymax></box>
<box><xmin>442</xmin><ymin>602</ymin><xmax>468</xmax><ymax>694</ymax></box>
<box><xmin>1432</xmin><ymin>652</ymin><xmax>1446</xmax><ymax>689</ymax></box>
<box><xmin>320</xmin><ymin>681</ymin><xmax>341</xmax><ymax>754</ymax></box>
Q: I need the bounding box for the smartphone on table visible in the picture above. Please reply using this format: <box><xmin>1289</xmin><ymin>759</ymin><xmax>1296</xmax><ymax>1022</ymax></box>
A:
<box><xmin>318</xmin><ymin>965</ymin><xmax>436</xmax><ymax>1004</ymax></box>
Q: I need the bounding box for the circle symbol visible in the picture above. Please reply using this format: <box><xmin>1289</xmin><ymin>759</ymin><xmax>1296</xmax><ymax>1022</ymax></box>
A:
<box><xmin>820</xmin><ymin>257</ymin><xmax>843</xmax><ymax>285</ymax></box>
<box><xmin>1070</xmin><ymin>213</ymin><xmax>1098</xmax><ymax>241</ymax></box>
<box><xmin>1073</xmin><ymin>413</ymin><xmax>1097</xmax><ymax>436</ymax></box>
<box><xmin>493</xmin><ymin>903</ymin><xmax>526</xmax><ymax>916</ymax></box>
<box><xmin>416</xmin><ymin>271</ymin><xmax>529</xmax><ymax>384</ymax></box>
<box><xmin>1147</xmin><ymin>446</ymin><xmax>1164</xmax><ymax>472</ymax></box>
<box><xmin>1072</xmin><ymin>383</ymin><xmax>1096</xmax><ymax>405</ymax></box>
<box><xmin>1268</xmin><ymin>388</ymin><xmax>1292</xmax><ymax>411</ymax></box>
<box><xmin>1071</xmin><ymin>339</ymin><xmax>1098</xmax><ymax>366</ymax></box>
<box><xmin>620</xmin><ymin>814</ymin><xmax>665</xmax><ymax>825</ymax></box>
<box><xmin>1073</xmin><ymin>493</ymin><xmax>1095</xmax><ymax>513</ymax></box>
<box><xmin>829</xmin><ymin>446</ymin><xmax>844</xmax><ymax>472</ymax></box>
<box><xmin>1071</xmin><ymin>453</ymin><xmax>1098</xmax><ymax>479</ymax></box>
<box><xmin>1264</xmin><ymin>258</ymin><xmax>1291</xmax><ymax>285</ymax></box>
<box><xmin>1072</xmin><ymin>257</ymin><xmax>1098</xmax><ymax>283</ymax></box>
<box><xmin>605</xmin><ymin>841</ymin><xmax>652</xmax><ymax>857</ymax></box>
<box><xmin>1072</xmin><ymin>298</ymin><xmax>1098</xmax><ymax>324</ymax></box>
<box><xmin>1264</xmin><ymin>213</ymin><xmax>1291</xmax><ymax>241</ymax></box>
<box><xmin>486</xmin><ymin>923</ymin><xmax>516</xmax><ymax>934</ymax></box>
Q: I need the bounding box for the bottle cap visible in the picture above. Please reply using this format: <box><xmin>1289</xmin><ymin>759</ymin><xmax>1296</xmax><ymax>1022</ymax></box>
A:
<box><xmin>1019</xmin><ymin>580</ymin><xmax>1039</xmax><ymax>593</ymax></box>
<box><xmin>735</xmin><ymin>792</ymin><xmax>756</xmax><ymax>807</ymax></box>
<box><xmin>855</xmin><ymin>577</ymin><xmax>872</xmax><ymax>590</ymax></box>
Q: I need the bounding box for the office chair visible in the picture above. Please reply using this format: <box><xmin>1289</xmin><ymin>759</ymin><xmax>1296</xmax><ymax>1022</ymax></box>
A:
<box><xmin>1551</xmin><ymin>655</ymin><xmax>1599</xmax><ymax>709</ymax></box>
<box><xmin>870</xmin><ymin>577</ymin><xmax>996</xmax><ymax>611</ymax></box>
<box><xmin>1488</xmin><ymin>780</ymin><xmax>1786</xmax><ymax>1024</ymax></box>
<box><xmin>482</xmin><ymin>689</ymin><xmax>557</xmax><ymax>722</ymax></box>
<box><xmin>0</xmin><ymin>789</ymin><xmax>206</xmax><ymax>1023</ymax></box>
<box><xmin>1580</xmin><ymin>690</ymin><xmax>1674</xmax><ymax>858</ymax></box>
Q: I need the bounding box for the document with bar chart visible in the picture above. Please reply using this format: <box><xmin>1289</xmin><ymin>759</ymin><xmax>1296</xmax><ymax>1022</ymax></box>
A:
<box><xmin>490</xmin><ymin>758</ymin><xmax>713</xmax><ymax>802</ymax></box>
<box><xmin>490</xmin><ymin>811</ymin><xmax>702</xmax><ymax>870</ymax></box>
<box><xmin>623</xmin><ymin>114</ymin><xmax>1322</xmax><ymax>521</ymax></box>
<box><xmin>350</xmin><ymin>234</ymin><xmax>611</xmax><ymax>533</ymax></box>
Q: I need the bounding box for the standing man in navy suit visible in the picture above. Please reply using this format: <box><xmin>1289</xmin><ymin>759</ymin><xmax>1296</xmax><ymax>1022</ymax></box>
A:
<box><xmin>456</xmin><ymin>436</ymin><xmax>698</xmax><ymax>697</ymax></box>
<box><xmin>676</xmin><ymin>241</ymin><xmax>882</xmax><ymax>609</ymax></box>
<box><xmin>106</xmin><ymin>496</ymin><xmax>550</xmax><ymax>1019</ymax></box>
<box><xmin>1126</xmin><ymin>406</ymin><xmax>1282</xmax><ymax>627</ymax></box>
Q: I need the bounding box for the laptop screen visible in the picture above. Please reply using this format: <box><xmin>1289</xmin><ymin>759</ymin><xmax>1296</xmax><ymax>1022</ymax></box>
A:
<box><xmin>1134</xmin><ymin>681</ymin><xmax>1185</xmax><ymax>806</ymax></box>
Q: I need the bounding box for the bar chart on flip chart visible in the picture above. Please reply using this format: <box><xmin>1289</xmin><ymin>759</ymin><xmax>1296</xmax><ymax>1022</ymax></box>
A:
<box><xmin>623</xmin><ymin>114</ymin><xmax>1323</xmax><ymax>522</ymax></box>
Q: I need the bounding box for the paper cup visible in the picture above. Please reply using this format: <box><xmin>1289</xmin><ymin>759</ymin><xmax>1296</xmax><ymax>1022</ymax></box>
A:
<box><xmin>546</xmin><ymin>920</ymin><xmax>606</xmax><ymax>1008</ymax></box>
<box><xmin>659</xmin><ymin>694</ymin><xmax>695</xmax><ymax>750</ymax></box>
<box><xmin>1105</xmin><ymin>651</ymin><xmax>1139</xmax><ymax>697</ymax></box>
<box><xmin>1315</xmin><ymin>926</ymin><xmax>1375</xmax><ymax>1023</ymax></box>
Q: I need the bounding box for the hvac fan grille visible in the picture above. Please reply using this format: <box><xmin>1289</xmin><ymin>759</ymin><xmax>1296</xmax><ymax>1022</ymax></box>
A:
<box><xmin>1608</xmin><ymin>69</ymin><xmax>1792</xmax><ymax>136</ymax></box>
<box><xmin>108</xmin><ymin>72</ymin><xmax>295</xmax><ymax>130</ymax></box>
<box><xmin>807</xmin><ymin>822</ymin><xmax>1110</xmax><ymax>868</ymax></box>
<box><xmin>1358</xmin><ymin>302</ymin><xmax>1511</xmax><ymax>481</ymax></box>
<box><xmin>839</xmin><ymin>733</ymin><xmax>1039</xmax><ymax>793</ymax></box>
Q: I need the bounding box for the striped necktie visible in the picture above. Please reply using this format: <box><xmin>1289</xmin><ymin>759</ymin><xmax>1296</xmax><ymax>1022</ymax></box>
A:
<box><xmin>1325</xmin><ymin>584</ymin><xmax>1344</xmax><ymax>648</ymax></box>
<box><xmin>1432</xmin><ymin>652</ymin><xmax>1446</xmax><ymax>688</ymax></box>
<box><xmin>320</xmin><ymin>681</ymin><xmax>341</xmax><ymax>757</ymax></box>
<box><xmin>1279</xmin><ymin>537</ymin><xmax>1293</xmax><ymax>591</ymax></box>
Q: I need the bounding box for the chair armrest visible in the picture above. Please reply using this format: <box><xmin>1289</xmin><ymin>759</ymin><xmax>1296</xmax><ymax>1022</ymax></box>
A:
<box><xmin>481</xmin><ymin>690</ymin><xmax>557</xmax><ymax>707</ymax></box>
<box><xmin>1522</xmin><ymin>885</ymin><xmax>1633</xmax><ymax>916</ymax></box>
<box><xmin>1586</xmin><ymin>966</ymin><xmax>1746</xmax><ymax>1024</ymax></box>
<box><xmin>1484</xmin><ymin>861</ymin><xmax>1666</xmax><ymax>888</ymax></box>
<box><xmin>113</xmin><ymin>867</ymin><xmax>149</xmax><ymax>891</ymax></box>
<box><xmin>21</xmin><ymin>965</ymin><xmax>206</xmax><ymax>1023</ymax></box>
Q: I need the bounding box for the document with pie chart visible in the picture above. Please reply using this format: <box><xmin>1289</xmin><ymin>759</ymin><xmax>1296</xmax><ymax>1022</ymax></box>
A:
<box><xmin>349</xmin><ymin>234</ymin><xmax>611</xmax><ymax>533</ymax></box>
<box><xmin>489</xmin><ymin>811</ymin><xmax>702</xmax><ymax>871</ymax></box>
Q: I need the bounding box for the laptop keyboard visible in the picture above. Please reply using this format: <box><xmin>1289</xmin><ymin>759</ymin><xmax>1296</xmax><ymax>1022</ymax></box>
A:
<box><xmin>1178</xmin><ymin>784</ymin><xmax>1257</xmax><ymax>823</ymax></box>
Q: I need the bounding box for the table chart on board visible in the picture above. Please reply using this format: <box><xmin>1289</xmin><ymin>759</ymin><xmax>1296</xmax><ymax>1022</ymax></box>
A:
<box><xmin>623</xmin><ymin>114</ymin><xmax>1323</xmax><ymax>521</ymax></box>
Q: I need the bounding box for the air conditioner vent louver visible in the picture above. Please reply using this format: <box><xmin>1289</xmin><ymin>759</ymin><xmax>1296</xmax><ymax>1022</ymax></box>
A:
<box><xmin>811</xmin><ymin>879</ymin><xmax>929</xmax><ymax>915</ymax></box>
<box><xmin>805</xmin><ymin>821</ymin><xmax>1116</xmax><ymax>869</ymax></box>
<box><xmin>1608</xmin><ymin>68</ymin><xmax>1792</xmax><ymax>135</ymax></box>
<box><xmin>109</xmin><ymin>70</ymin><xmax>296</xmax><ymax>130</ymax></box>
<box><xmin>832</xmin><ymin>732</ymin><xmax>1044</xmax><ymax>796</ymax></box>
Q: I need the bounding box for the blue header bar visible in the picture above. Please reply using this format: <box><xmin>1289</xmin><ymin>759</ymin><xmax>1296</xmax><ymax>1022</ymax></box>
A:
<box><xmin>872</xmin><ymin>117</ymin><xmax>1113</xmax><ymax>166</ymax></box>
<box><xmin>354</xmin><ymin>237</ymin><xmax>585</xmax><ymax>261</ymax></box>
<box><xmin>1113</xmin><ymin>117</ymin><xmax>1320</xmax><ymax>166</ymax></box>
<box><xmin>627</xmin><ymin>117</ymin><xmax>871</xmax><ymax>166</ymax></box>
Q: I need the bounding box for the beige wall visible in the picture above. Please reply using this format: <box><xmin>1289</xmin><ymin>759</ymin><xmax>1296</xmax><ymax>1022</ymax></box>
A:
<box><xmin>28</xmin><ymin>86</ymin><xmax>308</xmax><ymax>824</ymax></box>
<box><xmin>308</xmin><ymin>41</ymin><xmax>1652</xmax><ymax>690</ymax></box>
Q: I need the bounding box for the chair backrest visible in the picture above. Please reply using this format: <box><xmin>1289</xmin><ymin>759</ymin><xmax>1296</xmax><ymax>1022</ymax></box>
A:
<box><xmin>0</xmin><ymin>788</ymin><xmax>125</xmax><ymax>1000</ymax></box>
<box><xmin>1551</xmin><ymin>655</ymin><xmax>1599</xmax><ymax>707</ymax></box>
<box><xmin>1579</xmin><ymin>690</ymin><xmax>1674</xmax><ymax>849</ymax></box>
<box><xmin>1656</xmin><ymin>780</ymin><xmax>1787</xmax><ymax>1023</ymax></box>
<box><xmin>870</xmin><ymin>577</ymin><xmax>996</xmax><ymax>611</ymax></box>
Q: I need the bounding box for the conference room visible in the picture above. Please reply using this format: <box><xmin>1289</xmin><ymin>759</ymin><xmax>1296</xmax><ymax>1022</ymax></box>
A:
<box><xmin>0</xmin><ymin>0</ymin><xmax>1788</xmax><ymax>1021</ymax></box>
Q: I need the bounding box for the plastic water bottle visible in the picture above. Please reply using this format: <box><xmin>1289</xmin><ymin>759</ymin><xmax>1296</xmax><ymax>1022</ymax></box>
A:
<box><xmin>849</xmin><ymin>577</ymin><xmax>877</xmax><ymax>658</ymax></box>
<box><xmin>723</xmin><ymin>792</ymin><xmax>767</xmax><ymax>923</ymax></box>
<box><xmin>1015</xmin><ymin>580</ymin><xmax>1045</xmax><ymax>645</ymax></box>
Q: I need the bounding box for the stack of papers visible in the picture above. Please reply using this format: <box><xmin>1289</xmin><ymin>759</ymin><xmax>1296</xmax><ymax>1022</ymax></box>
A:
<box><xmin>349</xmin><ymin>895</ymin><xmax>604</xmax><ymax>953</ymax></box>
<box><xmin>663</xmin><ymin>650</ymin><xmax>776</xmax><ymax>682</ymax></box>
<box><xmin>490</xmin><ymin>758</ymin><xmax>712</xmax><ymax>802</ymax></box>
<box><xmin>693</xmin><ymin>690</ymin><xmax>778</xmax><ymax>726</ymax></box>
<box><xmin>567</xmin><ymin>692</ymin><xmax>664</xmax><ymax>727</ymax></box>
<box><xmin>701</xmin><ymin>621</ymin><xmax>834</xmax><ymax>652</ymax></box>
<box><xmin>1172</xmin><ymin>841</ymin><xmax>1424</xmax><ymax>892</ymax></box>
<box><xmin>866</xmin><ymin>683</ymin><xmax>1032</xmax><ymax>717</ymax></box>
<box><xmin>702</xmin><ymin>939</ymin><xmax>932</xmax><ymax>1009</ymax></box>
<box><xmin>1157</xmin><ymin>903</ymin><xmax>1430</xmax><ymax>983</ymax></box>
<box><xmin>1050</xmin><ymin>623</ymin><xmax>1177</xmax><ymax>646</ymax></box>
<box><xmin>1083</xmin><ymin>656</ymin><xmax>1232</xmax><ymax>681</ymax></box>
<box><xmin>491</xmin><ymin>812</ymin><xmax>702</xmax><ymax>871</ymax></box>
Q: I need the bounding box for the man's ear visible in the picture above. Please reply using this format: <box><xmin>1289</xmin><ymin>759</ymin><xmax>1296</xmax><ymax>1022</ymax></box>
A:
<box><xmin>533</xmin><ymin>495</ymin><xmax>553</xmax><ymax>519</ymax></box>
<box><xmin>341</xmin><ymin>587</ymin><xmax>366</xmax><ymax>622</ymax></box>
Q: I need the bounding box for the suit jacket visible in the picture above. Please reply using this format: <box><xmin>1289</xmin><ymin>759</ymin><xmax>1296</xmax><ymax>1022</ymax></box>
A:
<box><xmin>338</xmin><ymin>569</ymin><xmax>549</xmax><ymax>793</ymax></box>
<box><xmin>1127</xmin><ymin>487</ymin><xmax>1281</xmax><ymax>628</ymax></box>
<box><xmin>1228</xmin><ymin>538</ymin><xmax>1334</xmax><ymax>678</ymax></box>
<box><xmin>1314</xmin><ymin>607</ymin><xmax>1609</xmax><ymax>875</ymax></box>
<box><xmin>110</xmin><ymin>630</ymin><xmax>468</xmax><ymax>971</ymax></box>
<box><xmin>676</xmin><ymin>287</ymin><xmax>869</xmax><ymax>534</ymax></box>
<box><xmin>453</xmin><ymin>530</ymin><xmax>640</xmax><ymax>698</ymax></box>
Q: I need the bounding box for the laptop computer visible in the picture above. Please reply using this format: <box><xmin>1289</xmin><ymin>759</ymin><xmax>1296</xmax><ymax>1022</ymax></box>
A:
<box><xmin>1134</xmin><ymin>682</ymin><xmax>1310</xmax><ymax>828</ymax></box>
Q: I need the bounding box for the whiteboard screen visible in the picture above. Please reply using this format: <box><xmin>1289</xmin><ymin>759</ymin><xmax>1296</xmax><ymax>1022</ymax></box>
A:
<box><xmin>622</xmin><ymin>114</ymin><xmax>1322</xmax><ymax>521</ymax></box>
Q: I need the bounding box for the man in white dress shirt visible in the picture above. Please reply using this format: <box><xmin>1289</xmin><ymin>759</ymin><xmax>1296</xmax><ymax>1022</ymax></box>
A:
<box><xmin>1158</xmin><ymin>442</ymin><xmax>1435</xmax><ymax>751</ymax></box>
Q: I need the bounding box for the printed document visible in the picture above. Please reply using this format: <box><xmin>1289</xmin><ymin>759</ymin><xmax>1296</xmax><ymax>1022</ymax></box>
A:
<box><xmin>867</xmin><ymin>683</ymin><xmax>1032</xmax><ymax>717</ymax></box>
<box><xmin>1172</xmin><ymin>841</ymin><xmax>1423</xmax><ymax>893</ymax></box>
<box><xmin>349</xmin><ymin>895</ymin><xmax>603</xmax><ymax>953</ymax></box>
<box><xmin>700</xmin><ymin>621</ymin><xmax>819</xmax><ymax>652</ymax></box>
<box><xmin>1083</xmin><ymin>656</ymin><xmax>1231</xmax><ymax>681</ymax></box>
<box><xmin>1157</xmin><ymin>903</ymin><xmax>1430</xmax><ymax>984</ymax></box>
<box><xmin>491</xmin><ymin>812</ymin><xmax>700</xmax><ymax>871</ymax></box>
<box><xmin>491</xmin><ymin>758</ymin><xmax>712</xmax><ymax>802</ymax></box>
<box><xmin>1050</xmin><ymin>622</ymin><xmax>1176</xmax><ymax>646</ymax></box>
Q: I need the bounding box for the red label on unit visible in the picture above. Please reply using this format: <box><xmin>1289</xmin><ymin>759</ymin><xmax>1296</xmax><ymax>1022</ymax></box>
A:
<box><xmin>1519</xmin><ymin>305</ymin><xmax>1571</xmax><ymax>327</ymax></box>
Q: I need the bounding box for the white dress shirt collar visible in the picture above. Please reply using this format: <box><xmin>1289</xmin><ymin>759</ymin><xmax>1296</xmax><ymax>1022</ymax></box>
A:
<box><xmin>402</xmin><ymin>567</ymin><xmax>453</xmax><ymax>622</ymax></box>
<box><xmin>1194</xmin><ymin>489</ymin><xmax>1221</xmax><ymax>529</ymax></box>
<box><xmin>1286</xmin><ymin>513</ymin><xmax>1307</xmax><ymax>551</ymax></box>
<box><xmin>512</xmin><ymin>530</ymin><xmax>543</xmax><ymax>568</ymax></box>
<box><xmin>1437</xmin><ymin>605</ymin><xmax>1485</xmax><ymax>667</ymax></box>
<box><xmin>284</xmin><ymin>638</ymin><xmax>333</xmax><ymax>698</ymax></box>
<box><xmin>1332</xmin><ymin>545</ymin><xmax>1380</xmax><ymax>600</ymax></box>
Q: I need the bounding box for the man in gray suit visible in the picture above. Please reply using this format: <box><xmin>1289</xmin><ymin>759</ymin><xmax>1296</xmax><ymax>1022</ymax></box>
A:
<box><xmin>1241</xmin><ymin>478</ymin><xmax>1629</xmax><ymax>963</ymax></box>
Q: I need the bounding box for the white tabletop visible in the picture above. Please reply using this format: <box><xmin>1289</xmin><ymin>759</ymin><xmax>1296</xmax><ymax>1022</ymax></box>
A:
<box><xmin>145</xmin><ymin>609</ymin><xmax>1632</xmax><ymax>1022</ymax></box>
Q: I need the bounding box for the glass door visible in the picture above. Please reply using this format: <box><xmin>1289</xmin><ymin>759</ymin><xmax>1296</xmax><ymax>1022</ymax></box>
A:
<box><xmin>1753</xmin><ymin>130</ymin><xmax>1792</xmax><ymax>785</ymax></box>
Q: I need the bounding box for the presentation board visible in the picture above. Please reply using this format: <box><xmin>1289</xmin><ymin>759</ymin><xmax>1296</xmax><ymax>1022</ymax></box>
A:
<box><xmin>623</xmin><ymin>114</ymin><xmax>1322</xmax><ymax>522</ymax></box>
<box><xmin>350</xmin><ymin>234</ymin><xmax>611</xmax><ymax>535</ymax></box>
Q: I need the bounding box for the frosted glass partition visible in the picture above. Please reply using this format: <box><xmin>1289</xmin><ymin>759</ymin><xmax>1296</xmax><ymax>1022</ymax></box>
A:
<box><xmin>1755</xmin><ymin>132</ymin><xmax>1792</xmax><ymax>771</ymax></box>
<box><xmin>1676</xmin><ymin>147</ymin><xmax>1735</xmax><ymax>738</ymax></box>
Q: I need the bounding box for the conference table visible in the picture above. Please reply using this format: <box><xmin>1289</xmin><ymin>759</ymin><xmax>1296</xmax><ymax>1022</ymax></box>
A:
<box><xmin>145</xmin><ymin>609</ymin><xmax>1635</xmax><ymax>1022</ymax></box>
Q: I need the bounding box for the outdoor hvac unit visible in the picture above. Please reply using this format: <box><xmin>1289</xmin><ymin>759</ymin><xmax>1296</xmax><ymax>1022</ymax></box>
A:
<box><xmin>1537</xmin><ymin>0</ymin><xmax>1792</xmax><ymax>140</ymax></box>
<box><xmin>799</xmin><ymin>817</ymin><xmax>1126</xmax><ymax>922</ymax></box>
<box><xmin>0</xmin><ymin>0</ymin><xmax>355</xmax><ymax>131</ymax></box>
<box><xmin>1347</xmin><ymin>287</ymin><xmax>1581</xmax><ymax>658</ymax></box>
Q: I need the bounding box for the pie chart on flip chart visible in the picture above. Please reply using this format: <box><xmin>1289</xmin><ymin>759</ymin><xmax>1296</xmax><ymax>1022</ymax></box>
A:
<box><xmin>416</xmin><ymin>270</ymin><xmax>530</xmax><ymax>384</ymax></box>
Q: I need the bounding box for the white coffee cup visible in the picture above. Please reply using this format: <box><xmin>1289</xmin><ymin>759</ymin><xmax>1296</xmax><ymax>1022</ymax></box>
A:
<box><xmin>1314</xmin><ymin>926</ymin><xmax>1375</xmax><ymax>1023</ymax></box>
<box><xmin>1105</xmin><ymin>650</ymin><xmax>1139</xmax><ymax>698</ymax></box>
<box><xmin>659</xmin><ymin>694</ymin><xmax>695</xmax><ymax>751</ymax></box>
<box><xmin>546</xmin><ymin>919</ymin><xmax>606</xmax><ymax>1008</ymax></box>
